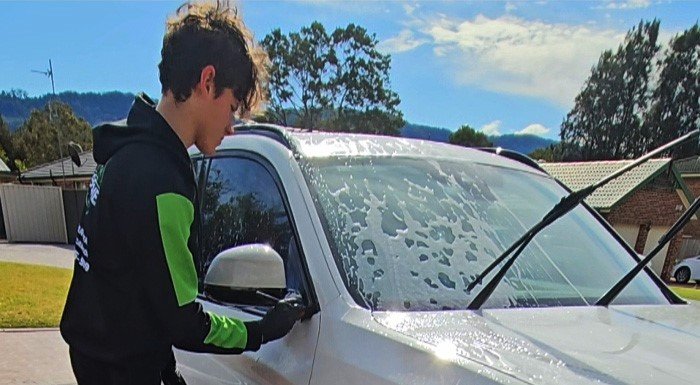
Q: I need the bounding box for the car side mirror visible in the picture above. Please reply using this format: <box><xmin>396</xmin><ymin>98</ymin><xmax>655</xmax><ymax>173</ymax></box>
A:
<box><xmin>204</xmin><ymin>244</ymin><xmax>286</xmax><ymax>305</ymax></box>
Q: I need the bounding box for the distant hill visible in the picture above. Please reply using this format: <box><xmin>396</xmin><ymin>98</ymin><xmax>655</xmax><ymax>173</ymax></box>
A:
<box><xmin>0</xmin><ymin>90</ymin><xmax>134</xmax><ymax>131</ymax></box>
<box><xmin>491</xmin><ymin>134</ymin><xmax>558</xmax><ymax>154</ymax></box>
<box><xmin>1</xmin><ymin>90</ymin><xmax>558</xmax><ymax>154</ymax></box>
<box><xmin>401</xmin><ymin>123</ymin><xmax>558</xmax><ymax>154</ymax></box>
<box><xmin>401</xmin><ymin>123</ymin><xmax>452</xmax><ymax>142</ymax></box>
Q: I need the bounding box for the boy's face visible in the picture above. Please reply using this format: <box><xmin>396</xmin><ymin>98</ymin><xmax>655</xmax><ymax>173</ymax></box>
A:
<box><xmin>195</xmin><ymin>87</ymin><xmax>238</xmax><ymax>156</ymax></box>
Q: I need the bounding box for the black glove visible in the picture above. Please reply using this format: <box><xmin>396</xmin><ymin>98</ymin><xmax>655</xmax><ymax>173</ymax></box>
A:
<box><xmin>260</xmin><ymin>295</ymin><xmax>304</xmax><ymax>343</ymax></box>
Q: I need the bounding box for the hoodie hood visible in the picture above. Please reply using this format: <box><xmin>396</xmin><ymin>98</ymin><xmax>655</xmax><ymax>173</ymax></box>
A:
<box><xmin>92</xmin><ymin>93</ymin><xmax>189</xmax><ymax>166</ymax></box>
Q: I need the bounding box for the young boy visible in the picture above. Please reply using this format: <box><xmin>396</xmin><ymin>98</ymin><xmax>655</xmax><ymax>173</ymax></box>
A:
<box><xmin>60</xmin><ymin>2</ymin><xmax>301</xmax><ymax>383</ymax></box>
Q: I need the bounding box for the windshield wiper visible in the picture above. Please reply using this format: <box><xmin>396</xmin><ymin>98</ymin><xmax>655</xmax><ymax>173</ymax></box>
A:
<box><xmin>466</xmin><ymin>129</ymin><xmax>699</xmax><ymax>310</ymax></box>
<box><xmin>597</xmin><ymin>195</ymin><xmax>700</xmax><ymax>306</ymax></box>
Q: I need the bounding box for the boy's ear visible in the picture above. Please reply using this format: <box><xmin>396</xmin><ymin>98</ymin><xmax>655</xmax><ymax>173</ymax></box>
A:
<box><xmin>197</xmin><ymin>65</ymin><xmax>217</xmax><ymax>96</ymax></box>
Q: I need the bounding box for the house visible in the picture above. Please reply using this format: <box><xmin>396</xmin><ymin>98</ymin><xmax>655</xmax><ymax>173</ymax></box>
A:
<box><xmin>540</xmin><ymin>159</ymin><xmax>693</xmax><ymax>281</ymax></box>
<box><xmin>0</xmin><ymin>158</ymin><xmax>15</xmax><ymax>183</ymax></box>
<box><xmin>0</xmin><ymin>158</ymin><xmax>16</xmax><ymax>238</ymax></box>
<box><xmin>18</xmin><ymin>151</ymin><xmax>95</xmax><ymax>189</ymax></box>
<box><xmin>672</xmin><ymin>156</ymin><xmax>700</xmax><ymax>259</ymax></box>
<box><xmin>0</xmin><ymin>152</ymin><xmax>95</xmax><ymax>243</ymax></box>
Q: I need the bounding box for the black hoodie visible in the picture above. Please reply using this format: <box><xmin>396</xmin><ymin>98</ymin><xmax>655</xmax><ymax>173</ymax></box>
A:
<box><xmin>60</xmin><ymin>94</ymin><xmax>261</xmax><ymax>366</ymax></box>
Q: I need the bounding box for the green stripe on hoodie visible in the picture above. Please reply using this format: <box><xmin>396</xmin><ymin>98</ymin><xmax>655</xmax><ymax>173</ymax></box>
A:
<box><xmin>157</xmin><ymin>193</ymin><xmax>198</xmax><ymax>306</ymax></box>
<box><xmin>204</xmin><ymin>312</ymin><xmax>248</xmax><ymax>349</ymax></box>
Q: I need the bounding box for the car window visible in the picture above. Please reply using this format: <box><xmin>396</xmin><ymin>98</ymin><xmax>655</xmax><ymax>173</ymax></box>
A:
<box><xmin>302</xmin><ymin>156</ymin><xmax>669</xmax><ymax>311</ymax></box>
<box><xmin>190</xmin><ymin>156</ymin><xmax>206</xmax><ymax>274</ymax></box>
<box><xmin>198</xmin><ymin>156</ymin><xmax>307</xmax><ymax>300</ymax></box>
<box><xmin>191</xmin><ymin>157</ymin><xmax>205</xmax><ymax>185</ymax></box>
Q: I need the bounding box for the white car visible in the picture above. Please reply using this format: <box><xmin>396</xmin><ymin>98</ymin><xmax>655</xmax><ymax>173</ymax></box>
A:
<box><xmin>672</xmin><ymin>256</ymin><xmax>700</xmax><ymax>284</ymax></box>
<box><xmin>176</xmin><ymin>124</ymin><xmax>700</xmax><ymax>385</ymax></box>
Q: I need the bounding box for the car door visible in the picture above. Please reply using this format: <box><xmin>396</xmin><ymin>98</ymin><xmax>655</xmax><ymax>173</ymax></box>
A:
<box><xmin>175</xmin><ymin>153</ymin><xmax>320</xmax><ymax>385</ymax></box>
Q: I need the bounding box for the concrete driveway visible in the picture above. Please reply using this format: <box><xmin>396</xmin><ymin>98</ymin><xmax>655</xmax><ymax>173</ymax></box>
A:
<box><xmin>0</xmin><ymin>242</ymin><xmax>76</xmax><ymax>384</ymax></box>
<box><xmin>0</xmin><ymin>329</ymin><xmax>76</xmax><ymax>385</ymax></box>
<box><xmin>0</xmin><ymin>241</ymin><xmax>74</xmax><ymax>269</ymax></box>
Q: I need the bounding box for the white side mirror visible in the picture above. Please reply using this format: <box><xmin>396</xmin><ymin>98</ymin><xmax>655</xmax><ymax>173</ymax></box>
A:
<box><xmin>204</xmin><ymin>244</ymin><xmax>286</xmax><ymax>290</ymax></box>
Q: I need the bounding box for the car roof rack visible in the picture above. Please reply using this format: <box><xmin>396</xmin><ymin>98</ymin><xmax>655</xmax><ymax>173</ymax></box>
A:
<box><xmin>232</xmin><ymin>122</ymin><xmax>311</xmax><ymax>152</ymax></box>
<box><xmin>476</xmin><ymin>147</ymin><xmax>546</xmax><ymax>173</ymax></box>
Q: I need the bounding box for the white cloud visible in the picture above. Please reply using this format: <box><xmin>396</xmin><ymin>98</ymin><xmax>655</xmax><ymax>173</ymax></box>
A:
<box><xmin>403</xmin><ymin>3</ymin><xmax>417</xmax><ymax>15</ymax></box>
<box><xmin>421</xmin><ymin>14</ymin><xmax>625</xmax><ymax>106</ymax></box>
<box><xmin>433</xmin><ymin>46</ymin><xmax>449</xmax><ymax>57</ymax></box>
<box><xmin>290</xmin><ymin>0</ymin><xmax>388</xmax><ymax>14</ymax></box>
<box><xmin>505</xmin><ymin>2</ymin><xmax>518</xmax><ymax>12</ymax></box>
<box><xmin>516</xmin><ymin>123</ymin><xmax>550</xmax><ymax>136</ymax></box>
<box><xmin>480</xmin><ymin>120</ymin><xmax>502</xmax><ymax>136</ymax></box>
<box><xmin>378</xmin><ymin>29</ymin><xmax>428</xmax><ymax>54</ymax></box>
<box><xmin>604</xmin><ymin>0</ymin><xmax>651</xmax><ymax>10</ymax></box>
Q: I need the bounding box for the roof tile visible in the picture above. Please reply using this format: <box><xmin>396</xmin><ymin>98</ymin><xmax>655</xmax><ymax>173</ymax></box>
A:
<box><xmin>540</xmin><ymin>159</ymin><xmax>671</xmax><ymax>210</ymax></box>
<box><xmin>20</xmin><ymin>151</ymin><xmax>96</xmax><ymax>180</ymax></box>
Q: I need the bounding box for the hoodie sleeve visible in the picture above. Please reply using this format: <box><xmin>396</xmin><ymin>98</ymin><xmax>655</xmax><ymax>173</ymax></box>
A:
<box><xmin>122</xmin><ymin>157</ymin><xmax>263</xmax><ymax>354</ymax></box>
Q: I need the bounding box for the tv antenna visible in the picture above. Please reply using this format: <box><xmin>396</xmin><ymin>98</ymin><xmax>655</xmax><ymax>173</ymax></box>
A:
<box><xmin>31</xmin><ymin>59</ymin><xmax>66</xmax><ymax>184</ymax></box>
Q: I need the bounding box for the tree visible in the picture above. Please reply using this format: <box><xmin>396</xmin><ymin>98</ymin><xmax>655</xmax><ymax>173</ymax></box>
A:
<box><xmin>644</xmin><ymin>23</ymin><xmax>700</xmax><ymax>158</ymax></box>
<box><xmin>529</xmin><ymin>143</ymin><xmax>564</xmax><ymax>162</ymax></box>
<box><xmin>13</xmin><ymin>101</ymin><xmax>92</xmax><ymax>168</ymax></box>
<box><xmin>0</xmin><ymin>90</ymin><xmax>134</xmax><ymax>129</ymax></box>
<box><xmin>561</xmin><ymin>20</ymin><xmax>660</xmax><ymax>160</ymax></box>
<box><xmin>0</xmin><ymin>116</ymin><xmax>12</xmax><ymax>168</ymax></box>
<box><xmin>0</xmin><ymin>142</ymin><xmax>7</xmax><ymax>169</ymax></box>
<box><xmin>261</xmin><ymin>22</ymin><xmax>403</xmax><ymax>135</ymax></box>
<box><xmin>449</xmin><ymin>125</ymin><xmax>492</xmax><ymax>147</ymax></box>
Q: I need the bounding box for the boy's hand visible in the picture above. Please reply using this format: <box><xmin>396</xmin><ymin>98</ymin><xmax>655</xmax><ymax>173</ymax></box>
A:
<box><xmin>260</xmin><ymin>295</ymin><xmax>304</xmax><ymax>343</ymax></box>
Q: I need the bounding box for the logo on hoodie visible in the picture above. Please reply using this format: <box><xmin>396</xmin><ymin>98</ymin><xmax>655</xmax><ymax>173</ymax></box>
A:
<box><xmin>85</xmin><ymin>165</ymin><xmax>105</xmax><ymax>214</ymax></box>
<box><xmin>75</xmin><ymin>224</ymin><xmax>90</xmax><ymax>272</ymax></box>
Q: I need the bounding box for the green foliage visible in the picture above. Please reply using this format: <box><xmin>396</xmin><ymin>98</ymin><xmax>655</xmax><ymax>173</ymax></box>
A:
<box><xmin>492</xmin><ymin>134</ymin><xmax>557</xmax><ymax>155</ymax></box>
<box><xmin>561</xmin><ymin>20</ymin><xmax>700</xmax><ymax>161</ymax></box>
<box><xmin>260</xmin><ymin>22</ymin><xmax>403</xmax><ymax>135</ymax></box>
<box><xmin>199</xmin><ymin>168</ymin><xmax>290</xmax><ymax>277</ymax></box>
<box><xmin>449</xmin><ymin>125</ymin><xmax>493</xmax><ymax>147</ymax></box>
<box><xmin>644</xmin><ymin>23</ymin><xmax>700</xmax><ymax>158</ymax></box>
<box><xmin>529</xmin><ymin>143</ymin><xmax>564</xmax><ymax>162</ymax></box>
<box><xmin>401</xmin><ymin>124</ymin><xmax>452</xmax><ymax>142</ymax></box>
<box><xmin>13</xmin><ymin>159</ymin><xmax>27</xmax><ymax>172</ymax></box>
<box><xmin>0</xmin><ymin>90</ymin><xmax>134</xmax><ymax>130</ymax></box>
<box><xmin>0</xmin><ymin>116</ymin><xmax>11</xmax><ymax>168</ymax></box>
<box><xmin>401</xmin><ymin>124</ymin><xmax>559</xmax><ymax>154</ymax></box>
<box><xmin>561</xmin><ymin>20</ymin><xmax>660</xmax><ymax>160</ymax></box>
<box><xmin>0</xmin><ymin>146</ymin><xmax>7</xmax><ymax>168</ymax></box>
<box><xmin>13</xmin><ymin>101</ymin><xmax>93</xmax><ymax>168</ymax></box>
<box><xmin>326</xmin><ymin>108</ymin><xmax>405</xmax><ymax>135</ymax></box>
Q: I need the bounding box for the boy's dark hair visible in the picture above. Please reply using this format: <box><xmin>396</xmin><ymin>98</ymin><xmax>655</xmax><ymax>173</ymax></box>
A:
<box><xmin>159</xmin><ymin>1</ymin><xmax>268</xmax><ymax>117</ymax></box>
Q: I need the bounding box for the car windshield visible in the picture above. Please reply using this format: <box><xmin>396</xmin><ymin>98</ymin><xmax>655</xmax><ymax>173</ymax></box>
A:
<box><xmin>301</xmin><ymin>155</ymin><xmax>669</xmax><ymax>311</ymax></box>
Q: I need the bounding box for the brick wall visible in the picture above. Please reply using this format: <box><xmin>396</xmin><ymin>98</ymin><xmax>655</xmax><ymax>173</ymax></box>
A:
<box><xmin>662</xmin><ymin>233</ymin><xmax>685</xmax><ymax>280</ymax></box>
<box><xmin>633</xmin><ymin>224</ymin><xmax>651</xmax><ymax>254</ymax></box>
<box><xmin>605</xmin><ymin>173</ymin><xmax>685</xmax><ymax>226</ymax></box>
<box><xmin>681</xmin><ymin>177</ymin><xmax>700</xmax><ymax>238</ymax></box>
<box><xmin>683</xmin><ymin>177</ymin><xmax>700</xmax><ymax>196</ymax></box>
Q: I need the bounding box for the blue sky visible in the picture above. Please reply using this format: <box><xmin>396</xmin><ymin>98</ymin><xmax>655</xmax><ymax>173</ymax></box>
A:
<box><xmin>1</xmin><ymin>1</ymin><xmax>698</xmax><ymax>139</ymax></box>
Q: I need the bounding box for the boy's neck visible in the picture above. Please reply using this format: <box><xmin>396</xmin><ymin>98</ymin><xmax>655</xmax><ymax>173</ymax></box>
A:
<box><xmin>156</xmin><ymin>93</ymin><xmax>197</xmax><ymax>149</ymax></box>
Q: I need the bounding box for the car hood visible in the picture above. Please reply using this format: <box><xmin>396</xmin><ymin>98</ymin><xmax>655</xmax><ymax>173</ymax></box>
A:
<box><xmin>372</xmin><ymin>302</ymin><xmax>700</xmax><ymax>384</ymax></box>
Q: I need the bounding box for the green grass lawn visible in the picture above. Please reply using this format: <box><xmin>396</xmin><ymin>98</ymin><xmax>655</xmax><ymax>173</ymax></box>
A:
<box><xmin>670</xmin><ymin>286</ymin><xmax>700</xmax><ymax>302</ymax></box>
<box><xmin>0</xmin><ymin>262</ymin><xmax>72</xmax><ymax>328</ymax></box>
